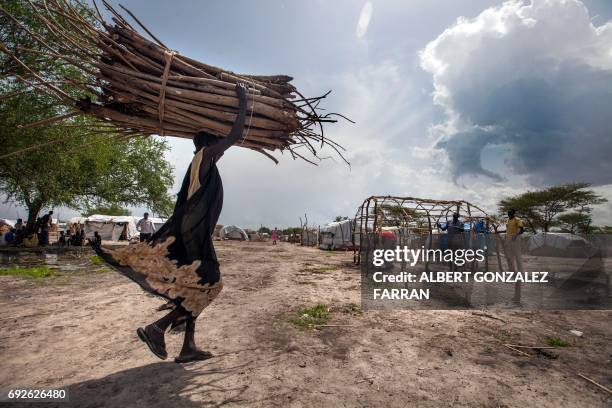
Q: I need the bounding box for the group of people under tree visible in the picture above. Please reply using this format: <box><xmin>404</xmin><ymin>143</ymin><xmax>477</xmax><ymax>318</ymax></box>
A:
<box><xmin>0</xmin><ymin>211</ymin><xmax>57</xmax><ymax>248</ymax></box>
<box><xmin>58</xmin><ymin>223</ymin><xmax>88</xmax><ymax>247</ymax></box>
<box><xmin>1</xmin><ymin>210</ymin><xmax>163</xmax><ymax>248</ymax></box>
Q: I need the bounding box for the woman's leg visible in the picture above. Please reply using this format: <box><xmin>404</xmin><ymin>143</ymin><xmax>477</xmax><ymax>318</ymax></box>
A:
<box><xmin>181</xmin><ymin>316</ymin><xmax>197</xmax><ymax>352</ymax></box>
<box><xmin>176</xmin><ymin>316</ymin><xmax>213</xmax><ymax>363</ymax></box>
<box><xmin>138</xmin><ymin>307</ymin><xmax>185</xmax><ymax>359</ymax></box>
<box><xmin>150</xmin><ymin>307</ymin><xmax>184</xmax><ymax>333</ymax></box>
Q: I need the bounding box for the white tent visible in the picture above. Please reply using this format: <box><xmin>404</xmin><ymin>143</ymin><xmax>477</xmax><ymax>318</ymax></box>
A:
<box><xmin>69</xmin><ymin>216</ymin><xmax>88</xmax><ymax>225</ymax></box>
<box><xmin>320</xmin><ymin>219</ymin><xmax>354</xmax><ymax>250</ymax></box>
<box><xmin>0</xmin><ymin>219</ymin><xmax>15</xmax><ymax>228</ymax></box>
<box><xmin>219</xmin><ymin>225</ymin><xmax>249</xmax><ymax>241</ymax></box>
<box><xmin>150</xmin><ymin>217</ymin><xmax>167</xmax><ymax>231</ymax></box>
<box><xmin>66</xmin><ymin>215</ymin><xmax>168</xmax><ymax>241</ymax></box>
<box><xmin>527</xmin><ymin>232</ymin><xmax>592</xmax><ymax>257</ymax></box>
<box><xmin>132</xmin><ymin>215</ymin><xmax>167</xmax><ymax>231</ymax></box>
<box><xmin>70</xmin><ymin>215</ymin><xmax>138</xmax><ymax>241</ymax></box>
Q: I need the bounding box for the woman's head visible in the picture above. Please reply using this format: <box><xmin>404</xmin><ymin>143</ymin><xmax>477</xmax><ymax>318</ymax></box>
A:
<box><xmin>193</xmin><ymin>131</ymin><xmax>219</xmax><ymax>151</ymax></box>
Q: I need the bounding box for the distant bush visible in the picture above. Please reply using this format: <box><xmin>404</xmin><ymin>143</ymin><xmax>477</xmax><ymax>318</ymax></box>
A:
<box><xmin>258</xmin><ymin>226</ymin><xmax>271</xmax><ymax>234</ymax></box>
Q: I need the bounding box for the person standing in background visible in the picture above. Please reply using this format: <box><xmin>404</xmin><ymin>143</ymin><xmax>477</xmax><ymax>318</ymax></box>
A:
<box><xmin>72</xmin><ymin>225</ymin><xmax>85</xmax><ymax>246</ymax></box>
<box><xmin>497</xmin><ymin>208</ymin><xmax>525</xmax><ymax>302</ymax></box>
<box><xmin>39</xmin><ymin>210</ymin><xmax>53</xmax><ymax>246</ymax></box>
<box><xmin>5</xmin><ymin>229</ymin><xmax>15</xmax><ymax>245</ymax></box>
<box><xmin>23</xmin><ymin>230</ymin><xmax>39</xmax><ymax>247</ymax></box>
<box><xmin>499</xmin><ymin>208</ymin><xmax>525</xmax><ymax>273</ymax></box>
<box><xmin>58</xmin><ymin>230</ymin><xmax>67</xmax><ymax>246</ymax></box>
<box><xmin>137</xmin><ymin>212</ymin><xmax>156</xmax><ymax>242</ymax></box>
<box><xmin>91</xmin><ymin>231</ymin><xmax>102</xmax><ymax>247</ymax></box>
<box><xmin>271</xmin><ymin>227</ymin><xmax>279</xmax><ymax>245</ymax></box>
<box><xmin>437</xmin><ymin>212</ymin><xmax>464</xmax><ymax>271</ymax></box>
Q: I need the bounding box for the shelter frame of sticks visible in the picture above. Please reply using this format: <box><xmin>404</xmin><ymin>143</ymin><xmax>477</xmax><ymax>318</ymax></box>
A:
<box><xmin>299</xmin><ymin>213</ymin><xmax>319</xmax><ymax>247</ymax></box>
<box><xmin>352</xmin><ymin>195</ymin><xmax>491</xmax><ymax>265</ymax></box>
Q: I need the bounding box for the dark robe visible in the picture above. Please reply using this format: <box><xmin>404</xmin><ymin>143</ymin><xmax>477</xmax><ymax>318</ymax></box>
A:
<box><xmin>94</xmin><ymin>147</ymin><xmax>225</xmax><ymax>317</ymax></box>
<box><xmin>153</xmin><ymin>148</ymin><xmax>223</xmax><ymax>286</ymax></box>
<box><xmin>93</xmin><ymin>85</ymin><xmax>247</xmax><ymax>318</ymax></box>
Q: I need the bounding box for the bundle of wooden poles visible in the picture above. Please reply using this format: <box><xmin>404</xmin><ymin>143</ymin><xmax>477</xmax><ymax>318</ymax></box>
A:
<box><xmin>0</xmin><ymin>0</ymin><xmax>348</xmax><ymax>164</ymax></box>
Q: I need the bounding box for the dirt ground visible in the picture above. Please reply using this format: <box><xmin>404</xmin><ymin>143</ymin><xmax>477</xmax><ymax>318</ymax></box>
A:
<box><xmin>0</xmin><ymin>241</ymin><xmax>610</xmax><ymax>407</ymax></box>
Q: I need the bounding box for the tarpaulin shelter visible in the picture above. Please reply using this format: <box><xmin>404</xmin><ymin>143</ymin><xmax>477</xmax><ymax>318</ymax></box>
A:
<box><xmin>70</xmin><ymin>215</ymin><xmax>138</xmax><ymax>241</ymax></box>
<box><xmin>301</xmin><ymin>228</ymin><xmax>318</xmax><ymax>246</ymax></box>
<box><xmin>220</xmin><ymin>225</ymin><xmax>249</xmax><ymax>241</ymax></box>
<box><xmin>0</xmin><ymin>219</ymin><xmax>15</xmax><ymax>233</ymax></box>
<box><xmin>527</xmin><ymin>232</ymin><xmax>593</xmax><ymax>258</ymax></box>
<box><xmin>67</xmin><ymin>215</ymin><xmax>169</xmax><ymax>241</ymax></box>
<box><xmin>320</xmin><ymin>219</ymin><xmax>355</xmax><ymax>250</ymax></box>
<box><xmin>147</xmin><ymin>217</ymin><xmax>167</xmax><ymax>232</ymax></box>
<box><xmin>0</xmin><ymin>219</ymin><xmax>15</xmax><ymax>228</ymax></box>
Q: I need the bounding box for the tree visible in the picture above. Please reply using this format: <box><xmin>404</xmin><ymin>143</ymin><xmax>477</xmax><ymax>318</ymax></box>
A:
<box><xmin>258</xmin><ymin>226</ymin><xmax>271</xmax><ymax>234</ymax></box>
<box><xmin>590</xmin><ymin>225</ymin><xmax>612</xmax><ymax>234</ymax></box>
<box><xmin>498</xmin><ymin>183</ymin><xmax>607</xmax><ymax>233</ymax></box>
<box><xmin>334</xmin><ymin>216</ymin><xmax>349</xmax><ymax>222</ymax></box>
<box><xmin>282</xmin><ymin>227</ymin><xmax>302</xmax><ymax>236</ymax></box>
<box><xmin>557</xmin><ymin>212</ymin><xmax>591</xmax><ymax>234</ymax></box>
<box><xmin>378</xmin><ymin>204</ymin><xmax>426</xmax><ymax>228</ymax></box>
<box><xmin>82</xmin><ymin>204</ymin><xmax>131</xmax><ymax>217</ymax></box>
<box><xmin>0</xmin><ymin>92</ymin><xmax>174</xmax><ymax>226</ymax></box>
<box><xmin>0</xmin><ymin>1</ymin><xmax>175</xmax><ymax>226</ymax></box>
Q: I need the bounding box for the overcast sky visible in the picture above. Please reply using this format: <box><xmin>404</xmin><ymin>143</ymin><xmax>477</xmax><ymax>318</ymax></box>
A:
<box><xmin>3</xmin><ymin>0</ymin><xmax>612</xmax><ymax>228</ymax></box>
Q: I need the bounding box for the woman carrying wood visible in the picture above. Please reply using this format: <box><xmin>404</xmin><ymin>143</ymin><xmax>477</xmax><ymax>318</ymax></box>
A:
<box><xmin>93</xmin><ymin>83</ymin><xmax>249</xmax><ymax>363</ymax></box>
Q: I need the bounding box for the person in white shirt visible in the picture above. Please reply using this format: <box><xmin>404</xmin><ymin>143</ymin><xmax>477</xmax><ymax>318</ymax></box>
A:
<box><xmin>137</xmin><ymin>212</ymin><xmax>156</xmax><ymax>242</ymax></box>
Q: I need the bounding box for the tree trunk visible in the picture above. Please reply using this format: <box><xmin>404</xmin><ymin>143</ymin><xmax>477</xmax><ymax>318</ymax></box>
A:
<box><xmin>26</xmin><ymin>201</ymin><xmax>43</xmax><ymax>231</ymax></box>
<box><xmin>525</xmin><ymin>218</ymin><xmax>537</xmax><ymax>234</ymax></box>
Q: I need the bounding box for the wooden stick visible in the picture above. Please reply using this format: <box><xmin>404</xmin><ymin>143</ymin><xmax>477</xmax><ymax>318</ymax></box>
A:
<box><xmin>105</xmin><ymin>76</ymin><xmax>288</xmax><ymax>131</ymax></box>
<box><xmin>577</xmin><ymin>373</ymin><xmax>612</xmax><ymax>395</ymax></box>
<box><xmin>502</xmin><ymin>344</ymin><xmax>530</xmax><ymax>356</ymax></box>
<box><xmin>471</xmin><ymin>311</ymin><xmax>507</xmax><ymax>323</ymax></box>
<box><xmin>17</xmin><ymin>111</ymin><xmax>79</xmax><ymax>129</ymax></box>
<box><xmin>118</xmin><ymin>4</ymin><xmax>167</xmax><ymax>48</ymax></box>
<box><xmin>504</xmin><ymin>344</ymin><xmax>557</xmax><ymax>350</ymax></box>
<box><xmin>0</xmin><ymin>0</ymin><xmax>348</xmax><ymax>165</ymax></box>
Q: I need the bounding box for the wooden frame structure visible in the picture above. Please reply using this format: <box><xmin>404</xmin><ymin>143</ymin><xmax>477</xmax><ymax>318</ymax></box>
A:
<box><xmin>352</xmin><ymin>195</ymin><xmax>491</xmax><ymax>265</ymax></box>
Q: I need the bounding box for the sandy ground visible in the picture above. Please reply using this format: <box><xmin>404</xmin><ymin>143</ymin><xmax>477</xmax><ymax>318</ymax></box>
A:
<box><xmin>0</xmin><ymin>241</ymin><xmax>610</xmax><ymax>407</ymax></box>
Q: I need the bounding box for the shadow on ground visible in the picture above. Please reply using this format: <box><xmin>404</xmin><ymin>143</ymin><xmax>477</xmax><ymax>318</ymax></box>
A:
<box><xmin>13</xmin><ymin>361</ymin><xmax>254</xmax><ymax>408</ymax></box>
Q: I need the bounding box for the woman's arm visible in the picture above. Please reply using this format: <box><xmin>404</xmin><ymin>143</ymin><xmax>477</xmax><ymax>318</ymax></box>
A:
<box><xmin>207</xmin><ymin>83</ymin><xmax>249</xmax><ymax>155</ymax></box>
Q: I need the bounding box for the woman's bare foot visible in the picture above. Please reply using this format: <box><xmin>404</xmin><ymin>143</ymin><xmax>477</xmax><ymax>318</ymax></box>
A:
<box><xmin>137</xmin><ymin>324</ymin><xmax>167</xmax><ymax>360</ymax></box>
<box><xmin>174</xmin><ymin>349</ymin><xmax>213</xmax><ymax>363</ymax></box>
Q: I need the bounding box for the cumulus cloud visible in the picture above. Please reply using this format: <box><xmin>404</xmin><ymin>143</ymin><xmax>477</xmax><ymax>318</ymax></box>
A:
<box><xmin>421</xmin><ymin>0</ymin><xmax>612</xmax><ymax>186</ymax></box>
<box><xmin>356</xmin><ymin>2</ymin><xmax>373</xmax><ymax>39</ymax></box>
